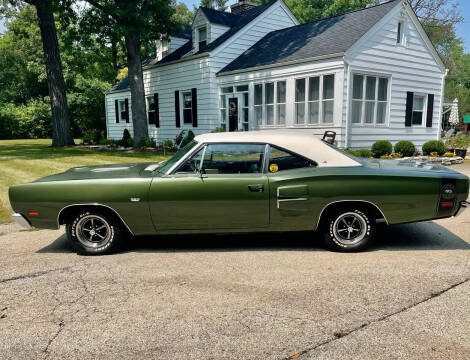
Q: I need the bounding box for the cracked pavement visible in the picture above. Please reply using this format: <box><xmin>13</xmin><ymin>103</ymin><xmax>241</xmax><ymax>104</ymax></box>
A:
<box><xmin>0</xmin><ymin>164</ymin><xmax>469</xmax><ymax>359</ymax></box>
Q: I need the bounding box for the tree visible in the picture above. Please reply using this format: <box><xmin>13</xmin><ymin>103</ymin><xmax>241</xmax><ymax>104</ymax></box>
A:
<box><xmin>172</xmin><ymin>2</ymin><xmax>194</xmax><ymax>25</ymax></box>
<box><xmin>83</xmin><ymin>0</ymin><xmax>177</xmax><ymax>147</ymax></box>
<box><xmin>199</xmin><ymin>0</ymin><xmax>228</xmax><ymax>11</ymax></box>
<box><xmin>1</xmin><ymin>0</ymin><xmax>74</xmax><ymax>146</ymax></box>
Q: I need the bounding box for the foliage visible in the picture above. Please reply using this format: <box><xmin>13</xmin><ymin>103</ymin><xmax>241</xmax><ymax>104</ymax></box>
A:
<box><xmin>0</xmin><ymin>99</ymin><xmax>51</xmax><ymax>139</ymax></box>
<box><xmin>172</xmin><ymin>2</ymin><xmax>194</xmax><ymax>24</ymax></box>
<box><xmin>180</xmin><ymin>130</ymin><xmax>195</xmax><ymax>148</ymax></box>
<box><xmin>161</xmin><ymin>139</ymin><xmax>175</xmax><ymax>150</ymax></box>
<box><xmin>371</xmin><ymin>140</ymin><xmax>393</xmax><ymax>158</ymax></box>
<box><xmin>422</xmin><ymin>140</ymin><xmax>446</xmax><ymax>155</ymax></box>
<box><xmin>138</xmin><ymin>136</ymin><xmax>157</xmax><ymax>148</ymax></box>
<box><xmin>446</xmin><ymin>134</ymin><xmax>470</xmax><ymax>150</ymax></box>
<box><xmin>346</xmin><ymin>149</ymin><xmax>372</xmax><ymax>158</ymax></box>
<box><xmin>199</xmin><ymin>0</ymin><xmax>227</xmax><ymax>11</ymax></box>
<box><xmin>394</xmin><ymin>141</ymin><xmax>416</xmax><ymax>157</ymax></box>
<box><xmin>429</xmin><ymin>151</ymin><xmax>439</xmax><ymax>157</ymax></box>
<box><xmin>119</xmin><ymin>128</ymin><xmax>133</xmax><ymax>148</ymax></box>
<box><xmin>212</xmin><ymin>127</ymin><xmax>226</xmax><ymax>133</ymax></box>
<box><xmin>380</xmin><ymin>154</ymin><xmax>393</xmax><ymax>159</ymax></box>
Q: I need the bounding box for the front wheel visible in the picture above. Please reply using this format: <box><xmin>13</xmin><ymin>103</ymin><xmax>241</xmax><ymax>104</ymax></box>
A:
<box><xmin>66</xmin><ymin>210</ymin><xmax>124</xmax><ymax>255</ymax></box>
<box><xmin>322</xmin><ymin>208</ymin><xmax>375</xmax><ymax>252</ymax></box>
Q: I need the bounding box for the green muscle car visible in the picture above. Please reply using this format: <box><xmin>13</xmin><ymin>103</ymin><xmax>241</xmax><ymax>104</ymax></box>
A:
<box><xmin>9</xmin><ymin>131</ymin><xmax>469</xmax><ymax>255</ymax></box>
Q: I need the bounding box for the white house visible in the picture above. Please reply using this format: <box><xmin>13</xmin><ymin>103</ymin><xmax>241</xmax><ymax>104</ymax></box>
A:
<box><xmin>105</xmin><ymin>0</ymin><xmax>447</xmax><ymax>149</ymax></box>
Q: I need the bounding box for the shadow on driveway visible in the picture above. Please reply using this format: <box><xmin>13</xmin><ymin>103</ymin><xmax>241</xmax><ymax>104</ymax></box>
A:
<box><xmin>37</xmin><ymin>220</ymin><xmax>470</xmax><ymax>254</ymax></box>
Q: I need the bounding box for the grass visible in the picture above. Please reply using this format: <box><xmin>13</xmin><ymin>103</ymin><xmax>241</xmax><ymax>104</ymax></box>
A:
<box><xmin>0</xmin><ymin>139</ymin><xmax>171</xmax><ymax>223</ymax></box>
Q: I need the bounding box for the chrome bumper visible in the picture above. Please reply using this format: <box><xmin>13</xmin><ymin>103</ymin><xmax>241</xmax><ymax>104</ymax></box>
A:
<box><xmin>11</xmin><ymin>213</ymin><xmax>32</xmax><ymax>229</ymax></box>
<box><xmin>455</xmin><ymin>200</ymin><xmax>470</xmax><ymax>217</ymax></box>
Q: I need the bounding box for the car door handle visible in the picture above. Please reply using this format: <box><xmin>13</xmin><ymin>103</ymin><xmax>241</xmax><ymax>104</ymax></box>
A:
<box><xmin>248</xmin><ymin>184</ymin><xmax>264</xmax><ymax>192</ymax></box>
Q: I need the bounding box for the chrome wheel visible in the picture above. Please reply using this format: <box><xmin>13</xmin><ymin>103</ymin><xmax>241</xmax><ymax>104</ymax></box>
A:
<box><xmin>332</xmin><ymin>212</ymin><xmax>367</xmax><ymax>245</ymax></box>
<box><xmin>76</xmin><ymin>215</ymin><xmax>112</xmax><ymax>248</ymax></box>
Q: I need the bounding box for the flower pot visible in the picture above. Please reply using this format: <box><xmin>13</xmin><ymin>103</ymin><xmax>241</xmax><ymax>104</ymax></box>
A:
<box><xmin>455</xmin><ymin>149</ymin><xmax>467</xmax><ymax>158</ymax></box>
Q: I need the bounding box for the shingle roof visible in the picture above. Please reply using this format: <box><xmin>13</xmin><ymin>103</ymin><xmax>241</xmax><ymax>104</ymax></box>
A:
<box><xmin>218</xmin><ymin>0</ymin><xmax>400</xmax><ymax>74</ymax></box>
<box><xmin>199</xmin><ymin>7</ymin><xmax>239</xmax><ymax>27</ymax></box>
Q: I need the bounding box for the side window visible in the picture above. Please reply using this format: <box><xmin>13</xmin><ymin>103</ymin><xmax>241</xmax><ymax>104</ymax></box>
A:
<box><xmin>202</xmin><ymin>144</ymin><xmax>265</xmax><ymax>174</ymax></box>
<box><xmin>268</xmin><ymin>146</ymin><xmax>316</xmax><ymax>173</ymax></box>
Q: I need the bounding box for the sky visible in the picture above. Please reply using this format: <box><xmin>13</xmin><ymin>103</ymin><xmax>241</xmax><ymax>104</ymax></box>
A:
<box><xmin>0</xmin><ymin>0</ymin><xmax>469</xmax><ymax>50</ymax></box>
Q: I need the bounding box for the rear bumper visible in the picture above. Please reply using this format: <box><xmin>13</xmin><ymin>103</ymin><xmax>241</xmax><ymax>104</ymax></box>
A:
<box><xmin>455</xmin><ymin>200</ymin><xmax>470</xmax><ymax>217</ymax></box>
<box><xmin>11</xmin><ymin>213</ymin><xmax>32</xmax><ymax>229</ymax></box>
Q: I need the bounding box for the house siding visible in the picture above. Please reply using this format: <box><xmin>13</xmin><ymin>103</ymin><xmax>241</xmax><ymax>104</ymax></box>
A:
<box><xmin>169</xmin><ymin>36</ymin><xmax>188</xmax><ymax>53</ymax></box>
<box><xmin>344</xmin><ymin>6</ymin><xmax>446</xmax><ymax>149</ymax></box>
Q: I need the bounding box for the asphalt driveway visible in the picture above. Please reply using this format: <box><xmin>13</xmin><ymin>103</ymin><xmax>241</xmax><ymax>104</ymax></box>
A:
<box><xmin>1</xmin><ymin>164</ymin><xmax>469</xmax><ymax>360</ymax></box>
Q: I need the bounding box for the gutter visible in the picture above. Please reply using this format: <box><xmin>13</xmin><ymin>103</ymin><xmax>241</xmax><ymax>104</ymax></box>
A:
<box><xmin>216</xmin><ymin>52</ymin><xmax>345</xmax><ymax>77</ymax></box>
<box><xmin>143</xmin><ymin>52</ymin><xmax>209</xmax><ymax>70</ymax></box>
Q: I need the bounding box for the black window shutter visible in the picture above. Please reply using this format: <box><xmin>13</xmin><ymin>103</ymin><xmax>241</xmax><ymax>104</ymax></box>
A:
<box><xmin>174</xmin><ymin>91</ymin><xmax>180</xmax><ymax>128</ymax></box>
<box><xmin>154</xmin><ymin>93</ymin><xmax>159</xmax><ymax>128</ymax></box>
<box><xmin>124</xmin><ymin>98</ymin><xmax>129</xmax><ymax>123</ymax></box>
<box><xmin>426</xmin><ymin>94</ymin><xmax>434</xmax><ymax>128</ymax></box>
<box><xmin>191</xmin><ymin>88</ymin><xmax>198</xmax><ymax>127</ymax></box>
<box><xmin>405</xmin><ymin>92</ymin><xmax>413</xmax><ymax>127</ymax></box>
<box><xmin>115</xmin><ymin>100</ymin><xmax>119</xmax><ymax>123</ymax></box>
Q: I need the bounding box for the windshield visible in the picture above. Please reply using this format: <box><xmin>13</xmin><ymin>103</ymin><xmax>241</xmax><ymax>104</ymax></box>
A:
<box><xmin>156</xmin><ymin>140</ymin><xmax>199</xmax><ymax>174</ymax></box>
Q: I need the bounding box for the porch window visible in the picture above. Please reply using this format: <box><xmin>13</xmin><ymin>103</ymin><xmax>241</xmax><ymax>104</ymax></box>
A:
<box><xmin>242</xmin><ymin>92</ymin><xmax>249</xmax><ymax>131</ymax></box>
<box><xmin>265</xmin><ymin>82</ymin><xmax>274</xmax><ymax>125</ymax></box>
<box><xmin>219</xmin><ymin>94</ymin><xmax>227</xmax><ymax>130</ymax></box>
<box><xmin>296</xmin><ymin>74</ymin><xmax>335</xmax><ymax>125</ymax></box>
<box><xmin>276</xmin><ymin>81</ymin><xmax>286</xmax><ymax>125</ymax></box>
<box><xmin>254</xmin><ymin>84</ymin><xmax>263</xmax><ymax>126</ymax></box>
<box><xmin>182</xmin><ymin>91</ymin><xmax>192</xmax><ymax>124</ymax></box>
<box><xmin>351</xmin><ymin>74</ymin><xmax>389</xmax><ymax>125</ymax></box>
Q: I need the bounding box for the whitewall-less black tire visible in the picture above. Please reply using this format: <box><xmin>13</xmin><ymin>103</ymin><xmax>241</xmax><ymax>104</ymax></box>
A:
<box><xmin>322</xmin><ymin>208</ymin><xmax>375</xmax><ymax>252</ymax></box>
<box><xmin>66</xmin><ymin>210</ymin><xmax>124</xmax><ymax>255</ymax></box>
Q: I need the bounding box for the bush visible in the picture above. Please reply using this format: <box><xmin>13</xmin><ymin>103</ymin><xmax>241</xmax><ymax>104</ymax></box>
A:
<box><xmin>138</xmin><ymin>136</ymin><xmax>156</xmax><ymax>148</ymax></box>
<box><xmin>82</xmin><ymin>129</ymin><xmax>104</xmax><ymax>145</ymax></box>
<box><xmin>180</xmin><ymin>130</ymin><xmax>195</xmax><ymax>148</ymax></box>
<box><xmin>161</xmin><ymin>139</ymin><xmax>175</xmax><ymax>150</ymax></box>
<box><xmin>394</xmin><ymin>141</ymin><xmax>416</xmax><ymax>157</ymax></box>
<box><xmin>422</xmin><ymin>140</ymin><xmax>446</xmax><ymax>156</ymax></box>
<box><xmin>346</xmin><ymin>149</ymin><xmax>372</xmax><ymax>158</ymax></box>
<box><xmin>371</xmin><ymin>140</ymin><xmax>393</xmax><ymax>158</ymax></box>
<box><xmin>119</xmin><ymin>129</ymin><xmax>133</xmax><ymax>147</ymax></box>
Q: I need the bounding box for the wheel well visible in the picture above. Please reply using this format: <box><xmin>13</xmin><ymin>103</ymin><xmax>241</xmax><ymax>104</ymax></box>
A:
<box><xmin>316</xmin><ymin>201</ymin><xmax>386</xmax><ymax>230</ymax></box>
<box><xmin>58</xmin><ymin>205</ymin><xmax>132</xmax><ymax>234</ymax></box>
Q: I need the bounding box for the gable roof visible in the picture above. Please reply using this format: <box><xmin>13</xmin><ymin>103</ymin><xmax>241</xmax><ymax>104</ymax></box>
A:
<box><xmin>218</xmin><ymin>0</ymin><xmax>400</xmax><ymax>75</ymax></box>
<box><xmin>199</xmin><ymin>7</ymin><xmax>239</xmax><ymax>27</ymax></box>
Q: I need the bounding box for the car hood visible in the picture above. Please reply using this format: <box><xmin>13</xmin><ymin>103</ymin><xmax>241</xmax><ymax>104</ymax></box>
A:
<box><xmin>361</xmin><ymin>158</ymin><xmax>461</xmax><ymax>174</ymax></box>
<box><xmin>33</xmin><ymin>162</ymin><xmax>157</xmax><ymax>182</ymax></box>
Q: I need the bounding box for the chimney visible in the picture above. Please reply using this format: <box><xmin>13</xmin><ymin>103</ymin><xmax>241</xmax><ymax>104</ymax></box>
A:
<box><xmin>230</xmin><ymin>0</ymin><xmax>257</xmax><ymax>15</ymax></box>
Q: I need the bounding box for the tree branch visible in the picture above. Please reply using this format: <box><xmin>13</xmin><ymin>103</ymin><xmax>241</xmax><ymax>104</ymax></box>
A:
<box><xmin>83</xmin><ymin>0</ymin><xmax>120</xmax><ymax>22</ymax></box>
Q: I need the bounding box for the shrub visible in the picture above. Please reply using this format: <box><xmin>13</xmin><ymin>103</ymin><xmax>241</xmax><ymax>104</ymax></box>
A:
<box><xmin>452</xmin><ymin>134</ymin><xmax>470</xmax><ymax>149</ymax></box>
<box><xmin>180</xmin><ymin>130</ymin><xmax>195</xmax><ymax>147</ymax></box>
<box><xmin>346</xmin><ymin>149</ymin><xmax>372</xmax><ymax>158</ymax></box>
<box><xmin>422</xmin><ymin>140</ymin><xmax>446</xmax><ymax>156</ymax></box>
<box><xmin>380</xmin><ymin>154</ymin><xmax>393</xmax><ymax>159</ymax></box>
<box><xmin>394</xmin><ymin>141</ymin><xmax>416</xmax><ymax>157</ymax></box>
<box><xmin>161</xmin><ymin>139</ymin><xmax>175</xmax><ymax>150</ymax></box>
<box><xmin>371</xmin><ymin>140</ymin><xmax>393</xmax><ymax>158</ymax></box>
<box><xmin>138</xmin><ymin>136</ymin><xmax>156</xmax><ymax>148</ymax></box>
<box><xmin>119</xmin><ymin>129</ymin><xmax>133</xmax><ymax>147</ymax></box>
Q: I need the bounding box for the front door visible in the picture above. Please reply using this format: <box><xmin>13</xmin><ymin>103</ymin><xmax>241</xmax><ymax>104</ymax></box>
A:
<box><xmin>228</xmin><ymin>97</ymin><xmax>238</xmax><ymax>131</ymax></box>
<box><xmin>149</xmin><ymin>143</ymin><xmax>269</xmax><ymax>231</ymax></box>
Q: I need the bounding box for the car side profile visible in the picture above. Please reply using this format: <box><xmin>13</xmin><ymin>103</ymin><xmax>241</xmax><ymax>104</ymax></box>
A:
<box><xmin>9</xmin><ymin>131</ymin><xmax>469</xmax><ymax>255</ymax></box>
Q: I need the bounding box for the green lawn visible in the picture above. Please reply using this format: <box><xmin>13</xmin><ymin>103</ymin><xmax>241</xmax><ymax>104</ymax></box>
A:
<box><xmin>0</xmin><ymin>139</ymin><xmax>171</xmax><ymax>223</ymax></box>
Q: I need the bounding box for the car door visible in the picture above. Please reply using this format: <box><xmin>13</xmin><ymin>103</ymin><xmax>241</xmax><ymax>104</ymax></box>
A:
<box><xmin>149</xmin><ymin>143</ymin><xmax>269</xmax><ymax>231</ymax></box>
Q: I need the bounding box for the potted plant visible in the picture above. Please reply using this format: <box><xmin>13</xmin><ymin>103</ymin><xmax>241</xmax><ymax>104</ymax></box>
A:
<box><xmin>452</xmin><ymin>134</ymin><xmax>470</xmax><ymax>158</ymax></box>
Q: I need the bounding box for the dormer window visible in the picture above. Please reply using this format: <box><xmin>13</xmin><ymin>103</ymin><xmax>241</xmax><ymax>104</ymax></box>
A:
<box><xmin>198</xmin><ymin>26</ymin><xmax>207</xmax><ymax>50</ymax></box>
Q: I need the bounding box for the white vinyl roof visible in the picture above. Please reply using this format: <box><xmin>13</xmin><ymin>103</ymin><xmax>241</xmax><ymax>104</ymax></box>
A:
<box><xmin>195</xmin><ymin>131</ymin><xmax>361</xmax><ymax>167</ymax></box>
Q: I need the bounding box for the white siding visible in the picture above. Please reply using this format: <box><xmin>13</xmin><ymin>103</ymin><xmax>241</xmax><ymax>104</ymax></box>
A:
<box><xmin>210</xmin><ymin>24</ymin><xmax>230</xmax><ymax>43</ymax></box>
<box><xmin>169</xmin><ymin>36</ymin><xmax>188</xmax><ymax>53</ymax></box>
<box><xmin>105</xmin><ymin>91</ymin><xmax>132</xmax><ymax>140</ymax></box>
<box><xmin>344</xmin><ymin>5</ymin><xmax>446</xmax><ymax>149</ymax></box>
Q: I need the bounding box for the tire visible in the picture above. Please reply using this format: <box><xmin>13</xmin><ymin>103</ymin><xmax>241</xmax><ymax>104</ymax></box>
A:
<box><xmin>322</xmin><ymin>208</ymin><xmax>375</xmax><ymax>252</ymax></box>
<box><xmin>66</xmin><ymin>209</ymin><xmax>124</xmax><ymax>255</ymax></box>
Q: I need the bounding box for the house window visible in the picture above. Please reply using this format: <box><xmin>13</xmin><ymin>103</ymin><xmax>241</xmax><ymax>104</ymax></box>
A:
<box><xmin>242</xmin><ymin>92</ymin><xmax>249</xmax><ymax>131</ymax></box>
<box><xmin>119</xmin><ymin>100</ymin><xmax>127</xmax><ymax>122</ymax></box>
<box><xmin>397</xmin><ymin>21</ymin><xmax>405</xmax><ymax>45</ymax></box>
<box><xmin>219</xmin><ymin>94</ymin><xmax>227</xmax><ymax>130</ymax></box>
<box><xmin>296</xmin><ymin>74</ymin><xmax>335</xmax><ymax>125</ymax></box>
<box><xmin>222</xmin><ymin>86</ymin><xmax>233</xmax><ymax>93</ymax></box>
<box><xmin>198</xmin><ymin>27</ymin><xmax>207</xmax><ymax>49</ymax></box>
<box><xmin>351</xmin><ymin>74</ymin><xmax>388</xmax><ymax>125</ymax></box>
<box><xmin>146</xmin><ymin>96</ymin><xmax>155</xmax><ymax>124</ymax></box>
<box><xmin>412</xmin><ymin>94</ymin><xmax>426</xmax><ymax>125</ymax></box>
<box><xmin>254</xmin><ymin>84</ymin><xmax>263</xmax><ymax>126</ymax></box>
<box><xmin>276</xmin><ymin>81</ymin><xmax>286</xmax><ymax>125</ymax></box>
<box><xmin>182</xmin><ymin>91</ymin><xmax>192</xmax><ymax>124</ymax></box>
<box><xmin>265</xmin><ymin>82</ymin><xmax>274</xmax><ymax>125</ymax></box>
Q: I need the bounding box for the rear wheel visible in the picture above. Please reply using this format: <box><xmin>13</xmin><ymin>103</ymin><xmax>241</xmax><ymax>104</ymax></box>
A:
<box><xmin>322</xmin><ymin>208</ymin><xmax>375</xmax><ymax>252</ymax></box>
<box><xmin>66</xmin><ymin>210</ymin><xmax>124</xmax><ymax>255</ymax></box>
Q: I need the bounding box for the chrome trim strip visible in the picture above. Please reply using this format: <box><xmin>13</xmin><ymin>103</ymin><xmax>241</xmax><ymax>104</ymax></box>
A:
<box><xmin>277</xmin><ymin>198</ymin><xmax>308</xmax><ymax>209</ymax></box>
<box><xmin>314</xmin><ymin>200</ymin><xmax>389</xmax><ymax>231</ymax></box>
<box><xmin>11</xmin><ymin>213</ymin><xmax>32</xmax><ymax>229</ymax></box>
<box><xmin>57</xmin><ymin>203</ymin><xmax>134</xmax><ymax>235</ymax></box>
<box><xmin>454</xmin><ymin>200</ymin><xmax>469</xmax><ymax>217</ymax></box>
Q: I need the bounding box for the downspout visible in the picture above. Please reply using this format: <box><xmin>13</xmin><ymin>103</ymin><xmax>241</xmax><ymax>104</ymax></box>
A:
<box><xmin>437</xmin><ymin>68</ymin><xmax>449</xmax><ymax>140</ymax></box>
<box><xmin>343</xmin><ymin>56</ymin><xmax>351</xmax><ymax>148</ymax></box>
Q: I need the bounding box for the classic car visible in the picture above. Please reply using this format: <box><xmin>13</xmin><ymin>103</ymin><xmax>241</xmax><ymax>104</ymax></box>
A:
<box><xmin>9</xmin><ymin>131</ymin><xmax>470</xmax><ymax>255</ymax></box>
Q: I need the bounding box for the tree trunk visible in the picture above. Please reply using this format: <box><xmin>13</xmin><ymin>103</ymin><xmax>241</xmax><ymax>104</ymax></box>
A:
<box><xmin>125</xmin><ymin>33</ymin><xmax>148</xmax><ymax>147</ymax></box>
<box><xmin>110</xmin><ymin>32</ymin><xmax>118</xmax><ymax>72</ymax></box>
<box><xmin>35</xmin><ymin>0</ymin><xmax>74</xmax><ymax>147</ymax></box>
